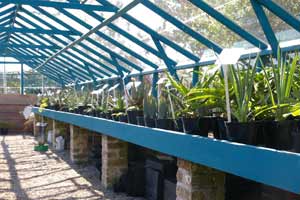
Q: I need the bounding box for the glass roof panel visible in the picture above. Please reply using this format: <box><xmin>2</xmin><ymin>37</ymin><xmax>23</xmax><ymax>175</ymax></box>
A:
<box><xmin>18</xmin><ymin>11</ymin><xmax>50</xmax><ymax>30</ymax></box>
<box><xmin>125</xmin><ymin>3</ymin><xmax>223</xmax><ymax>62</ymax></box>
<box><xmin>263</xmin><ymin>7</ymin><xmax>300</xmax><ymax>42</ymax></box>
<box><xmin>0</xmin><ymin>4</ymin><xmax>14</xmax><ymax>13</ymax></box>
<box><xmin>149</xmin><ymin>0</ymin><xmax>255</xmax><ymax>50</ymax></box>
<box><xmin>202</xmin><ymin>0</ymin><xmax>267</xmax><ymax>43</ymax></box>
<box><xmin>22</xmin><ymin>6</ymin><xmax>68</xmax><ymax>31</ymax></box>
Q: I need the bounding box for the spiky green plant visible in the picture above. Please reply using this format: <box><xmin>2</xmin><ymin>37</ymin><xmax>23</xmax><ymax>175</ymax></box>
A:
<box><xmin>255</xmin><ymin>52</ymin><xmax>299</xmax><ymax>121</ymax></box>
<box><xmin>166</xmin><ymin>67</ymin><xmax>225</xmax><ymax>117</ymax></box>
<box><xmin>228</xmin><ymin>59</ymin><xmax>257</xmax><ymax>123</ymax></box>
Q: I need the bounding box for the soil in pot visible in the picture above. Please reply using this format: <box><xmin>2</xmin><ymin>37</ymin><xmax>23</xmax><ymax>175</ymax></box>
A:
<box><xmin>155</xmin><ymin>119</ymin><xmax>175</xmax><ymax>130</ymax></box>
<box><xmin>127</xmin><ymin>110</ymin><xmax>143</xmax><ymax>125</ymax></box>
<box><xmin>264</xmin><ymin>120</ymin><xmax>295</xmax><ymax>151</ymax></box>
<box><xmin>144</xmin><ymin>117</ymin><xmax>155</xmax><ymax>128</ymax></box>
<box><xmin>225</xmin><ymin>121</ymin><xmax>257</xmax><ymax>145</ymax></box>
<box><xmin>137</xmin><ymin>116</ymin><xmax>145</xmax><ymax>126</ymax></box>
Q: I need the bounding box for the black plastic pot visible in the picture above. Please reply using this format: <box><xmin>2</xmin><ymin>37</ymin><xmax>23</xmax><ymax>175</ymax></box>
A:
<box><xmin>198</xmin><ymin>117</ymin><xmax>211</xmax><ymax>137</ymax></box>
<box><xmin>136</xmin><ymin>116</ymin><xmax>145</xmax><ymax>126</ymax></box>
<box><xmin>181</xmin><ymin>117</ymin><xmax>209</xmax><ymax>137</ymax></box>
<box><xmin>144</xmin><ymin>117</ymin><xmax>156</xmax><ymax>128</ymax></box>
<box><xmin>155</xmin><ymin>119</ymin><xmax>175</xmax><ymax>130</ymax></box>
<box><xmin>175</xmin><ymin>119</ymin><xmax>183</xmax><ymax>132</ymax></box>
<box><xmin>216</xmin><ymin>118</ymin><xmax>227</xmax><ymax>140</ymax></box>
<box><xmin>98</xmin><ymin>112</ymin><xmax>106</xmax><ymax>119</ymax></box>
<box><xmin>181</xmin><ymin>117</ymin><xmax>198</xmax><ymax>134</ymax></box>
<box><xmin>112</xmin><ymin>115</ymin><xmax>119</xmax><ymax>121</ymax></box>
<box><xmin>0</xmin><ymin>128</ymin><xmax>8</xmax><ymax>135</ymax></box>
<box><xmin>77</xmin><ymin>105</ymin><xmax>85</xmax><ymax>114</ymax></box>
<box><xmin>225</xmin><ymin>121</ymin><xmax>257</xmax><ymax>145</ymax></box>
<box><xmin>264</xmin><ymin>120</ymin><xmax>296</xmax><ymax>151</ymax></box>
<box><xmin>119</xmin><ymin>115</ymin><xmax>128</xmax><ymax>123</ymax></box>
<box><xmin>105</xmin><ymin>112</ymin><xmax>113</xmax><ymax>120</ymax></box>
<box><xmin>127</xmin><ymin>110</ymin><xmax>143</xmax><ymax>125</ymax></box>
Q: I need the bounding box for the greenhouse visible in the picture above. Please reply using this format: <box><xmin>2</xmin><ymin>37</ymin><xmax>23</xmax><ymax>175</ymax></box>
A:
<box><xmin>0</xmin><ymin>0</ymin><xmax>300</xmax><ymax>199</ymax></box>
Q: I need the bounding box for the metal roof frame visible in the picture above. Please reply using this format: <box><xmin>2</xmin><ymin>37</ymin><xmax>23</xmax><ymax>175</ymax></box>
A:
<box><xmin>0</xmin><ymin>0</ymin><xmax>298</xmax><ymax>86</ymax></box>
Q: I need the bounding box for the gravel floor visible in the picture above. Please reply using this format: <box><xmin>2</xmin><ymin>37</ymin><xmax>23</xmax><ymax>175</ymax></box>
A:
<box><xmin>0</xmin><ymin>135</ymin><xmax>144</xmax><ymax>200</ymax></box>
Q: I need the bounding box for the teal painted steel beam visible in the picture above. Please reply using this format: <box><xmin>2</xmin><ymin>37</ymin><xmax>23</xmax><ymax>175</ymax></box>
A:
<box><xmin>256</xmin><ymin>0</ymin><xmax>300</xmax><ymax>32</ymax></box>
<box><xmin>0</xmin><ymin>0</ymin><xmax>117</xmax><ymax>12</ymax></box>
<box><xmin>13</xmin><ymin>16</ymin><xmax>111</xmax><ymax>77</ymax></box>
<box><xmin>31</xmin><ymin>6</ymin><xmax>142</xmax><ymax>73</ymax></box>
<box><xmin>110</xmin><ymin>55</ymin><xmax>124</xmax><ymax>77</ymax></box>
<box><xmin>0</xmin><ymin>43</ymin><xmax>60</xmax><ymax>50</ymax></box>
<box><xmin>92</xmin><ymin>0</ymin><xmax>200</xmax><ymax>62</ymax></box>
<box><xmin>152</xmin><ymin>36</ymin><xmax>179</xmax><ymax>80</ymax></box>
<box><xmin>5</xmin><ymin>47</ymin><xmax>85</xmax><ymax>82</ymax></box>
<box><xmin>251</xmin><ymin>0</ymin><xmax>278</xmax><ymax>54</ymax></box>
<box><xmin>141</xmin><ymin>0</ymin><xmax>223</xmax><ymax>53</ymax></box>
<box><xmin>62</xmin><ymin>9</ymin><xmax>177</xmax><ymax>65</ymax></box>
<box><xmin>0</xmin><ymin>27</ymin><xmax>80</xmax><ymax>36</ymax></box>
<box><xmin>35</xmin><ymin>0</ymin><xmax>142</xmax><ymax>71</ymax></box>
<box><xmin>187</xmin><ymin>0</ymin><xmax>268</xmax><ymax>49</ymax></box>
<box><xmin>74</xmin><ymin>39</ymin><xmax>300</xmax><ymax>86</ymax></box>
<box><xmin>33</xmin><ymin>108</ymin><xmax>300</xmax><ymax>194</ymax></box>
<box><xmin>192</xmin><ymin>66</ymin><xmax>199</xmax><ymax>86</ymax></box>
<box><xmin>152</xmin><ymin>72</ymin><xmax>158</xmax><ymax>98</ymax></box>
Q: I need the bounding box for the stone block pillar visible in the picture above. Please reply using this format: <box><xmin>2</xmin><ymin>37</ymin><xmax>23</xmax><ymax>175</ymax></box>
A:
<box><xmin>101</xmin><ymin>135</ymin><xmax>128</xmax><ymax>188</ymax></box>
<box><xmin>70</xmin><ymin>125</ymin><xmax>89</xmax><ymax>164</ymax></box>
<box><xmin>176</xmin><ymin>159</ymin><xmax>225</xmax><ymax>200</ymax></box>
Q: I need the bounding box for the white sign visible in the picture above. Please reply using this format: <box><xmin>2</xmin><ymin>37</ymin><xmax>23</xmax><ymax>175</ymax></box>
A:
<box><xmin>215</xmin><ymin>48</ymin><xmax>244</xmax><ymax>65</ymax></box>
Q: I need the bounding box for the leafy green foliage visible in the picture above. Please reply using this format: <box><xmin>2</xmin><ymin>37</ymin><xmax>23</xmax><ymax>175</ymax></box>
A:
<box><xmin>228</xmin><ymin>59</ymin><xmax>257</xmax><ymax>122</ymax></box>
<box><xmin>166</xmin><ymin>67</ymin><xmax>225</xmax><ymax>117</ymax></box>
<box><xmin>255</xmin><ymin>52</ymin><xmax>300</xmax><ymax>121</ymax></box>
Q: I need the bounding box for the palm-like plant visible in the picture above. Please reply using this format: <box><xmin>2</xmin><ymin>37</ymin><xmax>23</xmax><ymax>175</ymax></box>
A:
<box><xmin>255</xmin><ymin>52</ymin><xmax>299</xmax><ymax>121</ymax></box>
<box><xmin>166</xmin><ymin>67</ymin><xmax>225</xmax><ymax>117</ymax></box>
<box><xmin>229</xmin><ymin>59</ymin><xmax>257</xmax><ymax>123</ymax></box>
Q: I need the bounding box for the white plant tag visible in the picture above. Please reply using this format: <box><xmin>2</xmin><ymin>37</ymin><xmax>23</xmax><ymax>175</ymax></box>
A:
<box><xmin>216</xmin><ymin>48</ymin><xmax>244</xmax><ymax>65</ymax></box>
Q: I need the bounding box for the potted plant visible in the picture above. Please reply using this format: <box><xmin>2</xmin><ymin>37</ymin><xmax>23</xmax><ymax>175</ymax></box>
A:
<box><xmin>255</xmin><ymin>53</ymin><xmax>299</xmax><ymax>150</ymax></box>
<box><xmin>225</xmin><ymin>59</ymin><xmax>257</xmax><ymax>145</ymax></box>
<box><xmin>166</xmin><ymin>69</ymin><xmax>224</xmax><ymax>136</ymax></box>
<box><xmin>126</xmin><ymin>78</ymin><xmax>144</xmax><ymax>125</ymax></box>
<box><xmin>155</xmin><ymin>97</ymin><xmax>174</xmax><ymax>130</ymax></box>
<box><xmin>143</xmin><ymin>93</ymin><xmax>157</xmax><ymax>128</ymax></box>
<box><xmin>112</xmin><ymin>95</ymin><xmax>126</xmax><ymax>121</ymax></box>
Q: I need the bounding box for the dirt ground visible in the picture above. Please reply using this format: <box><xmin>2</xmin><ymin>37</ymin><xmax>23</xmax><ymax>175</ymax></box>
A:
<box><xmin>0</xmin><ymin>135</ymin><xmax>144</xmax><ymax>200</ymax></box>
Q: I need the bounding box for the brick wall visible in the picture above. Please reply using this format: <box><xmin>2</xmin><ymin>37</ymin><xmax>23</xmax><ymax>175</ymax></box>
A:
<box><xmin>0</xmin><ymin>94</ymin><xmax>36</xmax><ymax>134</ymax></box>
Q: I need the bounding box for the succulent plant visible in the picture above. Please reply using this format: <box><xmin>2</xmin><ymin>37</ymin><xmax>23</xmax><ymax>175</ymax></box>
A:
<box><xmin>143</xmin><ymin>94</ymin><xmax>157</xmax><ymax>118</ymax></box>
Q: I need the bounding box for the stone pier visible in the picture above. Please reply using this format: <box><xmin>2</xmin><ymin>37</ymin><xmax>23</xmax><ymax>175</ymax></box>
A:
<box><xmin>70</xmin><ymin>125</ymin><xmax>89</xmax><ymax>164</ymax></box>
<box><xmin>101</xmin><ymin>135</ymin><xmax>128</xmax><ymax>188</ymax></box>
<box><xmin>176</xmin><ymin>159</ymin><xmax>225</xmax><ymax>200</ymax></box>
